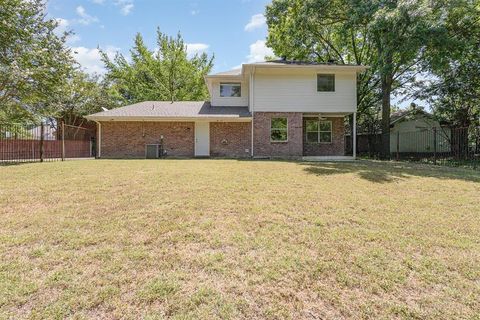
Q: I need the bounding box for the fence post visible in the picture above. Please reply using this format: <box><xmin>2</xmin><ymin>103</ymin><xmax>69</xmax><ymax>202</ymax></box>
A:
<box><xmin>61</xmin><ymin>121</ymin><xmax>65</xmax><ymax>161</ymax></box>
<box><xmin>396</xmin><ymin>131</ymin><xmax>400</xmax><ymax>161</ymax></box>
<box><xmin>474</xmin><ymin>126</ymin><xmax>479</xmax><ymax>170</ymax></box>
<box><xmin>39</xmin><ymin>122</ymin><xmax>44</xmax><ymax>162</ymax></box>
<box><xmin>433</xmin><ymin>127</ymin><xmax>437</xmax><ymax>165</ymax></box>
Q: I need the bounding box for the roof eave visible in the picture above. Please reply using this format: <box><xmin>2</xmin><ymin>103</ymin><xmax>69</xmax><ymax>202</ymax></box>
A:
<box><xmin>85</xmin><ymin>115</ymin><xmax>252</xmax><ymax>122</ymax></box>
<box><xmin>204</xmin><ymin>74</ymin><xmax>243</xmax><ymax>79</ymax></box>
<box><xmin>242</xmin><ymin>63</ymin><xmax>369</xmax><ymax>72</ymax></box>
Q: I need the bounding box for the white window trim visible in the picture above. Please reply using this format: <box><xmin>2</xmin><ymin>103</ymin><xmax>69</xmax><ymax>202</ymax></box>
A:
<box><xmin>305</xmin><ymin>119</ymin><xmax>333</xmax><ymax>144</ymax></box>
<box><xmin>270</xmin><ymin>117</ymin><xmax>288</xmax><ymax>143</ymax></box>
<box><xmin>319</xmin><ymin>120</ymin><xmax>333</xmax><ymax>143</ymax></box>
<box><xmin>316</xmin><ymin>74</ymin><xmax>336</xmax><ymax>93</ymax></box>
<box><xmin>219</xmin><ymin>82</ymin><xmax>242</xmax><ymax>98</ymax></box>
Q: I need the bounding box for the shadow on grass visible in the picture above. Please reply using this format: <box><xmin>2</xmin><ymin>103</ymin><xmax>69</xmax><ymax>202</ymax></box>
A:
<box><xmin>10</xmin><ymin>157</ymin><xmax>478</xmax><ymax>184</ymax></box>
<box><xmin>0</xmin><ymin>161</ymin><xmax>38</xmax><ymax>167</ymax></box>
<box><xmin>300</xmin><ymin>160</ymin><xmax>480</xmax><ymax>184</ymax></box>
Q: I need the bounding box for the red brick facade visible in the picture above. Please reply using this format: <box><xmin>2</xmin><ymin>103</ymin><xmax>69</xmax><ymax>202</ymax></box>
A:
<box><xmin>252</xmin><ymin>112</ymin><xmax>303</xmax><ymax>158</ymax></box>
<box><xmin>98</xmin><ymin>115</ymin><xmax>346</xmax><ymax>159</ymax></box>
<box><xmin>100</xmin><ymin>121</ymin><xmax>194</xmax><ymax>158</ymax></box>
<box><xmin>210</xmin><ymin>122</ymin><xmax>251</xmax><ymax>158</ymax></box>
<box><xmin>302</xmin><ymin>117</ymin><xmax>345</xmax><ymax>156</ymax></box>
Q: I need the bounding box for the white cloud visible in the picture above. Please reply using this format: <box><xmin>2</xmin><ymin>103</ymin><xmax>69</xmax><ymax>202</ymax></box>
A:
<box><xmin>91</xmin><ymin>0</ymin><xmax>134</xmax><ymax>15</ymax></box>
<box><xmin>54</xmin><ymin>18</ymin><xmax>80</xmax><ymax>44</ymax></box>
<box><xmin>232</xmin><ymin>40</ymin><xmax>274</xmax><ymax>69</ymax></box>
<box><xmin>115</xmin><ymin>0</ymin><xmax>134</xmax><ymax>15</ymax></box>
<box><xmin>246</xmin><ymin>40</ymin><xmax>274</xmax><ymax>62</ymax></box>
<box><xmin>76</xmin><ymin>6</ymin><xmax>98</xmax><ymax>25</ymax></box>
<box><xmin>66</xmin><ymin>34</ymin><xmax>81</xmax><ymax>44</ymax></box>
<box><xmin>71</xmin><ymin>46</ymin><xmax>119</xmax><ymax>75</ymax></box>
<box><xmin>55</xmin><ymin>18</ymin><xmax>70</xmax><ymax>33</ymax></box>
<box><xmin>185</xmin><ymin>43</ymin><xmax>209</xmax><ymax>57</ymax></box>
<box><xmin>244</xmin><ymin>14</ymin><xmax>266</xmax><ymax>32</ymax></box>
<box><xmin>190</xmin><ymin>9</ymin><xmax>199</xmax><ymax>15</ymax></box>
<box><xmin>120</xmin><ymin>3</ymin><xmax>134</xmax><ymax>15</ymax></box>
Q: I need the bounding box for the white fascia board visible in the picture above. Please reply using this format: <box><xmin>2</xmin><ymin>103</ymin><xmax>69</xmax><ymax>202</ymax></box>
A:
<box><xmin>85</xmin><ymin>116</ymin><xmax>252</xmax><ymax>122</ymax></box>
<box><xmin>204</xmin><ymin>74</ymin><xmax>243</xmax><ymax>80</ymax></box>
<box><xmin>242</xmin><ymin>63</ymin><xmax>368</xmax><ymax>73</ymax></box>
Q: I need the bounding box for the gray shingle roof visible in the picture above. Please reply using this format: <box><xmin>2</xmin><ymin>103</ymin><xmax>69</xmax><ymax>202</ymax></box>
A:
<box><xmin>260</xmin><ymin>60</ymin><xmax>363</xmax><ymax>67</ymax></box>
<box><xmin>86</xmin><ymin>101</ymin><xmax>251</xmax><ymax>120</ymax></box>
<box><xmin>209</xmin><ymin>68</ymin><xmax>242</xmax><ymax>76</ymax></box>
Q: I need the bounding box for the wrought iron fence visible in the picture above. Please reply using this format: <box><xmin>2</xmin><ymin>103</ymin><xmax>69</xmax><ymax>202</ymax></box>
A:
<box><xmin>346</xmin><ymin>126</ymin><xmax>480</xmax><ymax>170</ymax></box>
<box><xmin>0</xmin><ymin>122</ymin><xmax>95</xmax><ymax>163</ymax></box>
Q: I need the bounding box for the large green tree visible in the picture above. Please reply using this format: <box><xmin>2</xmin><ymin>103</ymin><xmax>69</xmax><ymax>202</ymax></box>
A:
<box><xmin>417</xmin><ymin>0</ymin><xmax>480</xmax><ymax>128</ymax></box>
<box><xmin>265</xmin><ymin>0</ymin><xmax>446</xmax><ymax>158</ymax></box>
<box><xmin>0</xmin><ymin>0</ymin><xmax>74</xmax><ymax>122</ymax></box>
<box><xmin>101</xmin><ymin>29</ymin><xmax>214</xmax><ymax>104</ymax></box>
<box><xmin>49</xmin><ymin>71</ymin><xmax>118</xmax><ymax>127</ymax></box>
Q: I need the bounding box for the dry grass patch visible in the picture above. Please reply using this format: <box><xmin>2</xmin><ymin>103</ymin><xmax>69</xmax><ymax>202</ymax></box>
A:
<box><xmin>1</xmin><ymin>159</ymin><xmax>479</xmax><ymax>319</ymax></box>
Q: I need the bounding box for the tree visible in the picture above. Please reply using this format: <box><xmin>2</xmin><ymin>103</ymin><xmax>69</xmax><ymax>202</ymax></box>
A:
<box><xmin>49</xmin><ymin>71</ymin><xmax>118</xmax><ymax>127</ymax></box>
<box><xmin>418</xmin><ymin>0</ymin><xmax>480</xmax><ymax>128</ymax></box>
<box><xmin>0</xmin><ymin>0</ymin><xmax>74</xmax><ymax>122</ymax></box>
<box><xmin>101</xmin><ymin>29</ymin><xmax>214</xmax><ymax>104</ymax></box>
<box><xmin>265</xmin><ymin>0</ymin><xmax>445</xmax><ymax>158</ymax></box>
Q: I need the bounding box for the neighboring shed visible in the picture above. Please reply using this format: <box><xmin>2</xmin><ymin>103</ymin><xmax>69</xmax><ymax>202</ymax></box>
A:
<box><xmin>389</xmin><ymin>109</ymin><xmax>451</xmax><ymax>153</ymax></box>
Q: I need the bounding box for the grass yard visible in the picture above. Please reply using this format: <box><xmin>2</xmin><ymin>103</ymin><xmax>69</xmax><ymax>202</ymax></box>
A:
<box><xmin>1</xmin><ymin>159</ymin><xmax>479</xmax><ymax>319</ymax></box>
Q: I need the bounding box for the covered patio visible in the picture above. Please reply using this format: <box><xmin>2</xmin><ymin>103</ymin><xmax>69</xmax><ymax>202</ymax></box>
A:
<box><xmin>301</xmin><ymin>112</ymin><xmax>356</xmax><ymax>159</ymax></box>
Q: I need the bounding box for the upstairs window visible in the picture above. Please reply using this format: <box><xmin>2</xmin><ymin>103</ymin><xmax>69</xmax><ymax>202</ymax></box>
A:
<box><xmin>220</xmin><ymin>83</ymin><xmax>241</xmax><ymax>97</ymax></box>
<box><xmin>271</xmin><ymin>118</ymin><xmax>288</xmax><ymax>142</ymax></box>
<box><xmin>317</xmin><ymin>74</ymin><xmax>335</xmax><ymax>92</ymax></box>
<box><xmin>305</xmin><ymin>119</ymin><xmax>332</xmax><ymax>143</ymax></box>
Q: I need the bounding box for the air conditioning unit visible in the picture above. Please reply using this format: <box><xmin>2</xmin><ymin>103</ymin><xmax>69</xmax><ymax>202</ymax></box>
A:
<box><xmin>145</xmin><ymin>144</ymin><xmax>160</xmax><ymax>159</ymax></box>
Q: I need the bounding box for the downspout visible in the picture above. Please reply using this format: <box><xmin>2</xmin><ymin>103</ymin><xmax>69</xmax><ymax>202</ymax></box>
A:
<box><xmin>250</xmin><ymin>67</ymin><xmax>255</xmax><ymax>157</ymax></box>
<box><xmin>94</xmin><ymin>120</ymin><xmax>102</xmax><ymax>158</ymax></box>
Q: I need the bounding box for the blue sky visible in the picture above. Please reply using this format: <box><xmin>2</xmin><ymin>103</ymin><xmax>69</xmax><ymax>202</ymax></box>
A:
<box><xmin>47</xmin><ymin>0</ymin><xmax>417</xmax><ymax>108</ymax></box>
<box><xmin>48</xmin><ymin>0</ymin><xmax>273</xmax><ymax>75</ymax></box>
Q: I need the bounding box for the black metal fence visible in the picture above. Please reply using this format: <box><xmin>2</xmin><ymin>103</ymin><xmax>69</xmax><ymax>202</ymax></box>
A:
<box><xmin>346</xmin><ymin>126</ymin><xmax>480</xmax><ymax>169</ymax></box>
<box><xmin>0</xmin><ymin>122</ymin><xmax>95</xmax><ymax>163</ymax></box>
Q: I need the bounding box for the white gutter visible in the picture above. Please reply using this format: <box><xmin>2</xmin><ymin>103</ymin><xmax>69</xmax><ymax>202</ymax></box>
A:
<box><xmin>85</xmin><ymin>116</ymin><xmax>252</xmax><ymax>122</ymax></box>
<box><xmin>250</xmin><ymin>66</ymin><xmax>256</xmax><ymax>157</ymax></box>
<box><xmin>241</xmin><ymin>63</ymin><xmax>369</xmax><ymax>73</ymax></box>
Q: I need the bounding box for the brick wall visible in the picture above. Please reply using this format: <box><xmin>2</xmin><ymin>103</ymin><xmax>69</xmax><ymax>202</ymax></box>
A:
<box><xmin>253</xmin><ymin>112</ymin><xmax>303</xmax><ymax>158</ymax></box>
<box><xmin>303</xmin><ymin>117</ymin><xmax>346</xmax><ymax>156</ymax></box>
<box><xmin>97</xmin><ymin>116</ymin><xmax>346</xmax><ymax>159</ymax></box>
<box><xmin>210</xmin><ymin>122</ymin><xmax>251</xmax><ymax>158</ymax></box>
<box><xmin>100</xmin><ymin>121</ymin><xmax>194</xmax><ymax>158</ymax></box>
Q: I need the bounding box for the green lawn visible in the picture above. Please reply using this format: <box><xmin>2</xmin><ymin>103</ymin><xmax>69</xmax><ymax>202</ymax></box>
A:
<box><xmin>1</xmin><ymin>159</ymin><xmax>479</xmax><ymax>319</ymax></box>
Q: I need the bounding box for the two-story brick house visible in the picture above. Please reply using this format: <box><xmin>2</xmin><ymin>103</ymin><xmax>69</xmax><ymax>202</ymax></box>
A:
<box><xmin>86</xmin><ymin>60</ymin><xmax>367</xmax><ymax>159</ymax></box>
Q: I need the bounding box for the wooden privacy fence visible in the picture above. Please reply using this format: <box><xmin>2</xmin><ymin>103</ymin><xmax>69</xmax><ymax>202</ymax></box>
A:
<box><xmin>0</xmin><ymin>122</ymin><xmax>95</xmax><ymax>163</ymax></box>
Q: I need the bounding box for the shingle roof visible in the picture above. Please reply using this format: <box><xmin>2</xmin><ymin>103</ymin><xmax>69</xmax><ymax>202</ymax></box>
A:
<box><xmin>85</xmin><ymin>101</ymin><xmax>251</xmax><ymax>120</ymax></box>
<box><xmin>210</xmin><ymin>68</ymin><xmax>242</xmax><ymax>76</ymax></box>
<box><xmin>254</xmin><ymin>60</ymin><xmax>364</xmax><ymax>67</ymax></box>
<box><xmin>390</xmin><ymin>109</ymin><xmax>431</xmax><ymax>124</ymax></box>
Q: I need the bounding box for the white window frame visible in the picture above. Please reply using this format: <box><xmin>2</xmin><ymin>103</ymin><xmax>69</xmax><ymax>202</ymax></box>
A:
<box><xmin>316</xmin><ymin>74</ymin><xmax>335</xmax><ymax>92</ymax></box>
<box><xmin>270</xmin><ymin>117</ymin><xmax>288</xmax><ymax>143</ymax></box>
<box><xmin>305</xmin><ymin>119</ymin><xmax>333</xmax><ymax>144</ymax></box>
<box><xmin>305</xmin><ymin>119</ymin><xmax>319</xmax><ymax>143</ymax></box>
<box><xmin>220</xmin><ymin>82</ymin><xmax>242</xmax><ymax>97</ymax></box>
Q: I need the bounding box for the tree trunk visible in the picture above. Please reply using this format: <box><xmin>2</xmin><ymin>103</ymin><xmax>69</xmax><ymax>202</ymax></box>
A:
<box><xmin>380</xmin><ymin>74</ymin><xmax>392</xmax><ymax>160</ymax></box>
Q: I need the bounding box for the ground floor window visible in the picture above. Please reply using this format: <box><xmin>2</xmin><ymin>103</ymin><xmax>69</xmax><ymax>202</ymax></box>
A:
<box><xmin>305</xmin><ymin>119</ymin><xmax>332</xmax><ymax>143</ymax></box>
<box><xmin>271</xmin><ymin>117</ymin><xmax>288</xmax><ymax>142</ymax></box>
